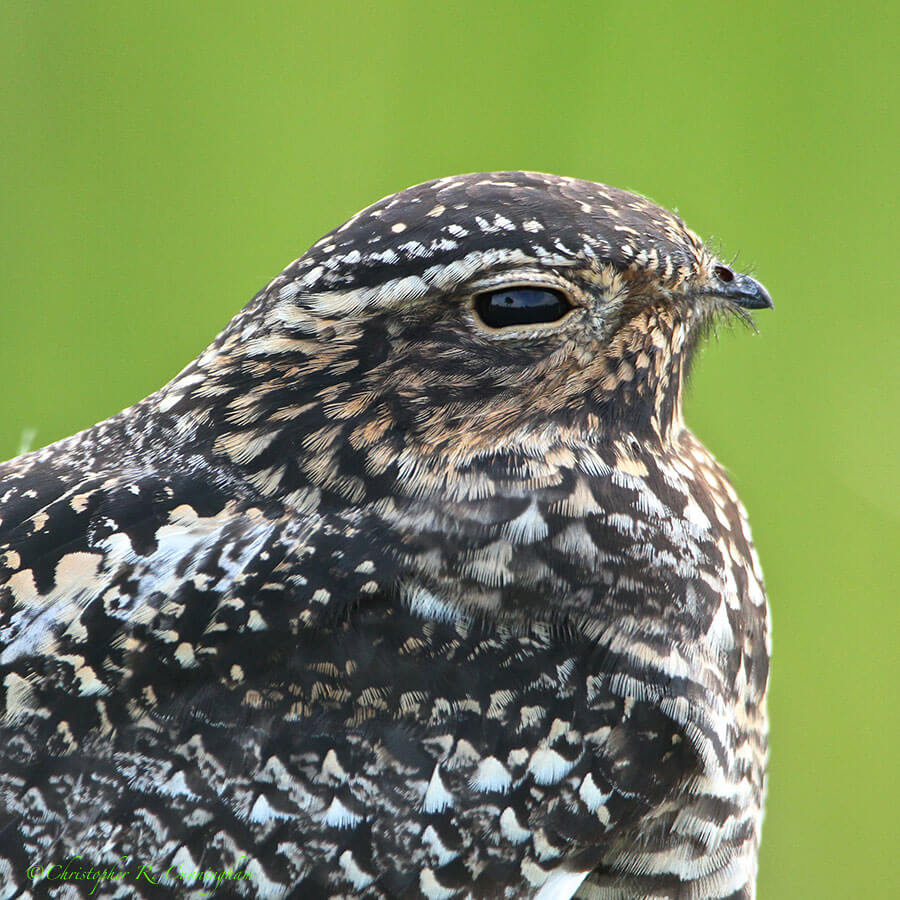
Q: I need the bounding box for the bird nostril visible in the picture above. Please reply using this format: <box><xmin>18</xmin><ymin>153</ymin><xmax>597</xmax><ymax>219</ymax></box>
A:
<box><xmin>714</xmin><ymin>265</ymin><xmax>735</xmax><ymax>283</ymax></box>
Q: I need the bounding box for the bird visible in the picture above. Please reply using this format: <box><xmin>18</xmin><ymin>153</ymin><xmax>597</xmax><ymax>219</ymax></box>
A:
<box><xmin>0</xmin><ymin>172</ymin><xmax>772</xmax><ymax>899</ymax></box>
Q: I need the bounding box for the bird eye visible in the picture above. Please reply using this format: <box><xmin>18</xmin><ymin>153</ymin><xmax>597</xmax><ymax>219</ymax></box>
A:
<box><xmin>714</xmin><ymin>265</ymin><xmax>735</xmax><ymax>283</ymax></box>
<box><xmin>474</xmin><ymin>287</ymin><xmax>573</xmax><ymax>329</ymax></box>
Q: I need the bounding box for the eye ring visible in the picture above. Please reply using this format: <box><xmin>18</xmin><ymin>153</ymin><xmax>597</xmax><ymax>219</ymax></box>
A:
<box><xmin>472</xmin><ymin>286</ymin><xmax>575</xmax><ymax>331</ymax></box>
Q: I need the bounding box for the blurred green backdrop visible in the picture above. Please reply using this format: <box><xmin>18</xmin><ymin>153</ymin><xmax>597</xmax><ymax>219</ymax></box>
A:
<box><xmin>1</xmin><ymin>2</ymin><xmax>897</xmax><ymax>896</ymax></box>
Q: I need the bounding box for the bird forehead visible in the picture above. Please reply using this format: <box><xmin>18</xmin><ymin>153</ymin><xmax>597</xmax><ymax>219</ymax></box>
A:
<box><xmin>282</xmin><ymin>172</ymin><xmax>706</xmax><ymax>296</ymax></box>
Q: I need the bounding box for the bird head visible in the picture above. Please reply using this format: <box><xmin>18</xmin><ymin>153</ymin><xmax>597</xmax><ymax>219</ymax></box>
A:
<box><xmin>158</xmin><ymin>172</ymin><xmax>771</xmax><ymax>505</ymax></box>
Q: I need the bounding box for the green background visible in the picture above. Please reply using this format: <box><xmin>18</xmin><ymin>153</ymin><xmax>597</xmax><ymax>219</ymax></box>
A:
<box><xmin>1</xmin><ymin>2</ymin><xmax>897</xmax><ymax>896</ymax></box>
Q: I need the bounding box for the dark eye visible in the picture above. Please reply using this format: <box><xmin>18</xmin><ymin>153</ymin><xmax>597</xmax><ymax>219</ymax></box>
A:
<box><xmin>474</xmin><ymin>287</ymin><xmax>573</xmax><ymax>329</ymax></box>
<box><xmin>714</xmin><ymin>264</ymin><xmax>735</xmax><ymax>283</ymax></box>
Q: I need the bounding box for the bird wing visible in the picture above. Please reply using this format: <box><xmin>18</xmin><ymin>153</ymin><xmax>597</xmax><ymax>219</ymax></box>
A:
<box><xmin>0</xmin><ymin>465</ymin><xmax>409</xmax><ymax>894</ymax></box>
<box><xmin>0</xmin><ymin>464</ymin><xmax>385</xmax><ymax>706</ymax></box>
<box><xmin>0</xmin><ymin>465</ymin><xmax>704</xmax><ymax>899</ymax></box>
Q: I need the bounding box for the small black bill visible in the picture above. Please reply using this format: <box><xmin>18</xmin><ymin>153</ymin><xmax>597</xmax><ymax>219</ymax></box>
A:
<box><xmin>715</xmin><ymin>272</ymin><xmax>774</xmax><ymax>310</ymax></box>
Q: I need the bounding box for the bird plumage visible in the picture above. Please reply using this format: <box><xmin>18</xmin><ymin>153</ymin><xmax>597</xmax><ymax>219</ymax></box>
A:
<box><xmin>0</xmin><ymin>172</ymin><xmax>771</xmax><ymax>899</ymax></box>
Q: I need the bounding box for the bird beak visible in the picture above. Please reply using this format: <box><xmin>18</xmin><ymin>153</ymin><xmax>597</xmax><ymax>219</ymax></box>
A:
<box><xmin>711</xmin><ymin>270</ymin><xmax>774</xmax><ymax>310</ymax></box>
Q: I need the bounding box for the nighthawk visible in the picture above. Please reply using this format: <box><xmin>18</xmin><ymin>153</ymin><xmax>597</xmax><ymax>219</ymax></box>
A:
<box><xmin>0</xmin><ymin>173</ymin><xmax>772</xmax><ymax>899</ymax></box>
